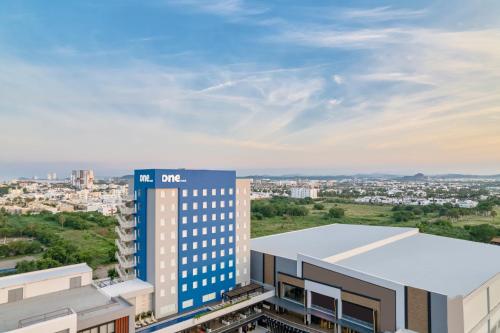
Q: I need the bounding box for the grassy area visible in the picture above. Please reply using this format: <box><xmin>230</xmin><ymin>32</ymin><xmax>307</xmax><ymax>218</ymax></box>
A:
<box><xmin>251</xmin><ymin>199</ymin><xmax>500</xmax><ymax>241</ymax></box>
<box><xmin>0</xmin><ymin>211</ymin><xmax>117</xmax><ymax>271</ymax></box>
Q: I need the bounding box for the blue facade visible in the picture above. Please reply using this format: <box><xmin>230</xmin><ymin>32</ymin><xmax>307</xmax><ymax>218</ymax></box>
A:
<box><xmin>134</xmin><ymin>169</ymin><xmax>237</xmax><ymax>312</ymax></box>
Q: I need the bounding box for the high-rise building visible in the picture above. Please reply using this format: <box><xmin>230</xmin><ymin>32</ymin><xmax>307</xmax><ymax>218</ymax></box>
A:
<box><xmin>71</xmin><ymin>170</ymin><xmax>94</xmax><ymax>190</ymax></box>
<box><xmin>116</xmin><ymin>169</ymin><xmax>251</xmax><ymax>318</ymax></box>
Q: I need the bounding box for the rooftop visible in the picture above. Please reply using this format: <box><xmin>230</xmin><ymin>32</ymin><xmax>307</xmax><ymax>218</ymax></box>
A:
<box><xmin>252</xmin><ymin>224</ymin><xmax>500</xmax><ymax>298</ymax></box>
<box><xmin>100</xmin><ymin>278</ymin><xmax>154</xmax><ymax>298</ymax></box>
<box><xmin>251</xmin><ymin>224</ymin><xmax>417</xmax><ymax>260</ymax></box>
<box><xmin>336</xmin><ymin>232</ymin><xmax>500</xmax><ymax>297</ymax></box>
<box><xmin>0</xmin><ymin>285</ymin><xmax>127</xmax><ymax>332</ymax></box>
<box><xmin>0</xmin><ymin>263</ymin><xmax>90</xmax><ymax>289</ymax></box>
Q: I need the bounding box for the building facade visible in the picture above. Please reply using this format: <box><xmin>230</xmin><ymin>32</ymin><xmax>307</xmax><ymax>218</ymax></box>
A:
<box><xmin>251</xmin><ymin>224</ymin><xmax>500</xmax><ymax>333</ymax></box>
<box><xmin>116</xmin><ymin>169</ymin><xmax>251</xmax><ymax>319</ymax></box>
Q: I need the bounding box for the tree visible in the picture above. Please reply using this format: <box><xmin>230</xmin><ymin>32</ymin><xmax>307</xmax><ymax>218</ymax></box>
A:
<box><xmin>58</xmin><ymin>214</ymin><xmax>66</xmax><ymax>230</ymax></box>
<box><xmin>326</xmin><ymin>207</ymin><xmax>345</xmax><ymax>219</ymax></box>
<box><xmin>491</xmin><ymin>210</ymin><xmax>498</xmax><ymax>220</ymax></box>
<box><xmin>108</xmin><ymin>268</ymin><xmax>119</xmax><ymax>281</ymax></box>
<box><xmin>313</xmin><ymin>203</ymin><xmax>325</xmax><ymax>210</ymax></box>
<box><xmin>469</xmin><ymin>224</ymin><xmax>498</xmax><ymax>243</ymax></box>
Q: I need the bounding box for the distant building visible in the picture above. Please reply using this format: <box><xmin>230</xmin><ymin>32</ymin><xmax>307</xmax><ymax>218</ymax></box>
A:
<box><xmin>290</xmin><ymin>187</ymin><xmax>318</xmax><ymax>199</ymax></box>
<box><xmin>47</xmin><ymin>172</ymin><xmax>57</xmax><ymax>180</ymax></box>
<box><xmin>71</xmin><ymin>170</ymin><xmax>94</xmax><ymax>190</ymax></box>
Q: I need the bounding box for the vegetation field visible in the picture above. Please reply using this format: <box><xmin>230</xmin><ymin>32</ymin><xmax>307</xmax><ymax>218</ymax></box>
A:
<box><xmin>0</xmin><ymin>210</ymin><xmax>116</xmax><ymax>275</ymax></box>
<box><xmin>251</xmin><ymin>197</ymin><xmax>500</xmax><ymax>243</ymax></box>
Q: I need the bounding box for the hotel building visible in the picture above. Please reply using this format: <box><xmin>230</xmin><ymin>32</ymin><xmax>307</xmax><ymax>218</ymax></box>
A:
<box><xmin>116</xmin><ymin>169</ymin><xmax>252</xmax><ymax>319</ymax></box>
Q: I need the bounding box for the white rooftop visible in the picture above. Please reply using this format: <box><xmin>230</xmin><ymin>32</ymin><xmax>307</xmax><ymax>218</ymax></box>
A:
<box><xmin>101</xmin><ymin>278</ymin><xmax>154</xmax><ymax>298</ymax></box>
<box><xmin>336</xmin><ymin>232</ymin><xmax>500</xmax><ymax>297</ymax></box>
<box><xmin>0</xmin><ymin>263</ymin><xmax>91</xmax><ymax>289</ymax></box>
<box><xmin>251</xmin><ymin>224</ymin><xmax>500</xmax><ymax>297</ymax></box>
<box><xmin>251</xmin><ymin>224</ymin><xmax>417</xmax><ymax>260</ymax></box>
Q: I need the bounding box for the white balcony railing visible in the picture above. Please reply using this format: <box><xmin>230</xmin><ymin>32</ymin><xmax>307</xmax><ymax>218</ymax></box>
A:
<box><xmin>115</xmin><ymin>239</ymin><xmax>136</xmax><ymax>256</ymax></box>
<box><xmin>118</xmin><ymin>205</ymin><xmax>135</xmax><ymax>216</ymax></box>
<box><xmin>116</xmin><ymin>252</ymin><xmax>136</xmax><ymax>269</ymax></box>
<box><xmin>115</xmin><ymin>226</ymin><xmax>136</xmax><ymax>242</ymax></box>
<box><xmin>117</xmin><ymin>214</ymin><xmax>136</xmax><ymax>229</ymax></box>
<box><xmin>116</xmin><ymin>264</ymin><xmax>135</xmax><ymax>281</ymax></box>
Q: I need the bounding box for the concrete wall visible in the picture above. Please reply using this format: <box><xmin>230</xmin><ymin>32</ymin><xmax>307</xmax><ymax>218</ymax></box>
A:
<box><xmin>250</xmin><ymin>250</ymin><xmax>264</xmax><ymax>283</ymax></box>
<box><xmin>235</xmin><ymin>179</ymin><xmax>251</xmax><ymax>286</ymax></box>
<box><xmin>0</xmin><ymin>265</ymin><xmax>92</xmax><ymax>304</ymax></box>
<box><xmin>275</xmin><ymin>256</ymin><xmax>297</xmax><ymax>279</ymax></box>
<box><xmin>148</xmin><ymin>188</ymin><xmax>179</xmax><ymax>318</ymax></box>
<box><xmin>463</xmin><ymin>273</ymin><xmax>500</xmax><ymax>333</ymax></box>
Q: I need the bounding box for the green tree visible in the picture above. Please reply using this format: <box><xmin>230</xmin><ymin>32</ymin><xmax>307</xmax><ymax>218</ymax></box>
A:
<box><xmin>58</xmin><ymin>214</ymin><xmax>66</xmax><ymax>229</ymax></box>
<box><xmin>326</xmin><ymin>207</ymin><xmax>345</xmax><ymax>219</ymax></box>
<box><xmin>313</xmin><ymin>203</ymin><xmax>325</xmax><ymax>210</ymax></box>
<box><xmin>108</xmin><ymin>268</ymin><xmax>119</xmax><ymax>281</ymax></box>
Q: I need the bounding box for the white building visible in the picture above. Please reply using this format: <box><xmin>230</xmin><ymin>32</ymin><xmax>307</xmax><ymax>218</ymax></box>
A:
<box><xmin>71</xmin><ymin>170</ymin><xmax>94</xmax><ymax>190</ymax></box>
<box><xmin>290</xmin><ymin>187</ymin><xmax>319</xmax><ymax>199</ymax></box>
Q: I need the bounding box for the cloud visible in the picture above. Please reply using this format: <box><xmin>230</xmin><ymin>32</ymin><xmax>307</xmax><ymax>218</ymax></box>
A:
<box><xmin>340</xmin><ymin>6</ymin><xmax>427</xmax><ymax>21</ymax></box>
<box><xmin>164</xmin><ymin>0</ymin><xmax>267</xmax><ymax>17</ymax></box>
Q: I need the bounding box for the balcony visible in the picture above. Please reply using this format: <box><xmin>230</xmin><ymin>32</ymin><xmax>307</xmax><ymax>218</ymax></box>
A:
<box><xmin>118</xmin><ymin>204</ymin><xmax>135</xmax><ymax>216</ymax></box>
<box><xmin>18</xmin><ymin>308</ymin><xmax>74</xmax><ymax>328</ymax></box>
<box><xmin>117</xmin><ymin>214</ymin><xmax>136</xmax><ymax>229</ymax></box>
<box><xmin>116</xmin><ymin>264</ymin><xmax>135</xmax><ymax>281</ymax></box>
<box><xmin>116</xmin><ymin>239</ymin><xmax>136</xmax><ymax>256</ymax></box>
<box><xmin>115</xmin><ymin>226</ymin><xmax>136</xmax><ymax>242</ymax></box>
<box><xmin>116</xmin><ymin>252</ymin><xmax>136</xmax><ymax>269</ymax></box>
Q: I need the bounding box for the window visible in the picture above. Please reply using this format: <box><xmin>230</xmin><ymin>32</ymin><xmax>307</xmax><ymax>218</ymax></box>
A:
<box><xmin>220</xmin><ymin>262</ymin><xmax>225</xmax><ymax>269</ymax></box>
<box><xmin>220</xmin><ymin>213</ymin><xmax>225</xmax><ymax>220</ymax></box>
<box><xmin>220</xmin><ymin>188</ymin><xmax>225</xmax><ymax>195</ymax></box>
<box><xmin>211</xmin><ymin>263</ymin><xmax>216</xmax><ymax>271</ymax></box>
<box><xmin>229</xmin><ymin>248</ymin><xmax>234</xmax><ymax>255</ymax></box>
<box><xmin>220</xmin><ymin>274</ymin><xmax>225</xmax><ymax>281</ymax></box>
<box><xmin>202</xmin><ymin>279</ymin><xmax>207</xmax><ymax>287</ymax></box>
<box><xmin>192</xmin><ymin>228</ymin><xmax>198</xmax><ymax>236</ymax></box>
<box><xmin>202</xmin><ymin>266</ymin><xmax>207</xmax><ymax>273</ymax></box>
<box><xmin>220</xmin><ymin>249</ymin><xmax>225</xmax><ymax>257</ymax></box>
<box><xmin>229</xmin><ymin>224</ymin><xmax>233</xmax><ymax>231</ymax></box>
<box><xmin>182</xmin><ymin>257</ymin><xmax>187</xmax><ymax>265</ymax></box>
<box><xmin>182</xmin><ymin>189</ymin><xmax>188</xmax><ymax>197</ymax></box>
<box><xmin>229</xmin><ymin>212</ymin><xmax>233</xmax><ymax>219</ymax></box>
<box><xmin>182</xmin><ymin>284</ymin><xmax>188</xmax><ymax>292</ymax></box>
<box><xmin>220</xmin><ymin>201</ymin><xmax>225</xmax><ymax>208</ymax></box>
<box><xmin>202</xmin><ymin>189</ymin><xmax>207</xmax><ymax>196</ymax></box>
<box><xmin>193</xmin><ymin>215</ymin><xmax>198</xmax><ymax>223</ymax></box>
<box><xmin>193</xmin><ymin>281</ymin><xmax>198</xmax><ymax>289</ymax></box>
<box><xmin>193</xmin><ymin>242</ymin><xmax>198</xmax><ymax>250</ymax></box>
<box><xmin>171</xmin><ymin>286</ymin><xmax>176</xmax><ymax>294</ymax></box>
<box><xmin>193</xmin><ymin>202</ymin><xmax>198</xmax><ymax>210</ymax></box>
<box><xmin>212</xmin><ymin>201</ymin><xmax>217</xmax><ymax>208</ymax></box>
<box><xmin>182</xmin><ymin>203</ymin><xmax>187</xmax><ymax>211</ymax></box>
<box><xmin>182</xmin><ymin>243</ymin><xmax>187</xmax><ymax>251</ymax></box>
<box><xmin>193</xmin><ymin>268</ymin><xmax>198</xmax><ymax>276</ymax></box>
<box><xmin>229</xmin><ymin>236</ymin><xmax>233</xmax><ymax>243</ymax></box>
<box><xmin>202</xmin><ymin>214</ymin><xmax>207</xmax><ymax>222</ymax></box>
<box><xmin>182</xmin><ymin>217</ymin><xmax>187</xmax><ymax>224</ymax></box>
<box><xmin>202</xmin><ymin>252</ymin><xmax>207</xmax><ymax>260</ymax></box>
<box><xmin>211</xmin><ymin>213</ymin><xmax>216</xmax><ymax>221</ymax></box>
<box><xmin>229</xmin><ymin>272</ymin><xmax>233</xmax><ymax>279</ymax></box>
<box><xmin>182</xmin><ymin>270</ymin><xmax>187</xmax><ymax>278</ymax></box>
<box><xmin>182</xmin><ymin>230</ymin><xmax>187</xmax><ymax>238</ymax></box>
<box><xmin>220</xmin><ymin>225</ymin><xmax>225</xmax><ymax>232</ymax></box>
<box><xmin>220</xmin><ymin>237</ymin><xmax>225</xmax><ymax>245</ymax></box>
<box><xmin>193</xmin><ymin>254</ymin><xmax>198</xmax><ymax>262</ymax></box>
<box><xmin>160</xmin><ymin>232</ymin><xmax>165</xmax><ymax>241</ymax></box>
<box><xmin>229</xmin><ymin>260</ymin><xmax>233</xmax><ymax>267</ymax></box>
<box><xmin>211</xmin><ymin>189</ymin><xmax>216</xmax><ymax>196</ymax></box>
<box><xmin>193</xmin><ymin>189</ymin><xmax>198</xmax><ymax>197</ymax></box>
<box><xmin>211</xmin><ymin>276</ymin><xmax>216</xmax><ymax>284</ymax></box>
<box><xmin>282</xmin><ymin>283</ymin><xmax>305</xmax><ymax>304</ymax></box>
<box><xmin>202</xmin><ymin>227</ymin><xmax>207</xmax><ymax>235</ymax></box>
<box><xmin>203</xmin><ymin>202</ymin><xmax>207</xmax><ymax>209</ymax></box>
<box><xmin>212</xmin><ymin>239</ymin><xmax>217</xmax><ymax>246</ymax></box>
<box><xmin>211</xmin><ymin>226</ymin><xmax>216</xmax><ymax>234</ymax></box>
<box><xmin>229</xmin><ymin>188</ymin><xmax>234</xmax><ymax>195</ymax></box>
<box><xmin>212</xmin><ymin>251</ymin><xmax>216</xmax><ymax>259</ymax></box>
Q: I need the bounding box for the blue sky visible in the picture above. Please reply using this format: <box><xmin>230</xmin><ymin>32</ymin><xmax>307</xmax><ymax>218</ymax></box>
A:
<box><xmin>1</xmin><ymin>0</ymin><xmax>500</xmax><ymax>178</ymax></box>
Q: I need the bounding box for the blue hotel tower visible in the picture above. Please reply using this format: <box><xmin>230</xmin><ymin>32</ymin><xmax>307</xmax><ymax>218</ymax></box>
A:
<box><xmin>115</xmin><ymin>169</ymin><xmax>251</xmax><ymax>318</ymax></box>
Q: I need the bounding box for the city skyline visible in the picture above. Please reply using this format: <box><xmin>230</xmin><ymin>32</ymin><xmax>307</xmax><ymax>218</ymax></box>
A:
<box><xmin>1</xmin><ymin>0</ymin><xmax>500</xmax><ymax>176</ymax></box>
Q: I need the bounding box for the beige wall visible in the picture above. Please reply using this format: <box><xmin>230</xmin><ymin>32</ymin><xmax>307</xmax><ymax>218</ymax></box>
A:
<box><xmin>12</xmin><ymin>312</ymin><xmax>77</xmax><ymax>333</ymax></box>
<box><xmin>148</xmin><ymin>188</ymin><xmax>179</xmax><ymax>318</ymax></box>
<box><xmin>0</xmin><ymin>264</ymin><xmax>92</xmax><ymax>304</ymax></box>
<box><xmin>235</xmin><ymin>179</ymin><xmax>251</xmax><ymax>286</ymax></box>
<box><xmin>463</xmin><ymin>274</ymin><xmax>500</xmax><ymax>333</ymax></box>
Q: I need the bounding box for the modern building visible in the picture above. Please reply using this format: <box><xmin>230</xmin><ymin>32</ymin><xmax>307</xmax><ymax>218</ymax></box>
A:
<box><xmin>290</xmin><ymin>187</ymin><xmax>319</xmax><ymax>199</ymax></box>
<box><xmin>71</xmin><ymin>170</ymin><xmax>94</xmax><ymax>190</ymax></box>
<box><xmin>116</xmin><ymin>169</ymin><xmax>252</xmax><ymax>319</ymax></box>
<box><xmin>0</xmin><ymin>264</ymin><xmax>134</xmax><ymax>333</ymax></box>
<box><xmin>251</xmin><ymin>224</ymin><xmax>500</xmax><ymax>333</ymax></box>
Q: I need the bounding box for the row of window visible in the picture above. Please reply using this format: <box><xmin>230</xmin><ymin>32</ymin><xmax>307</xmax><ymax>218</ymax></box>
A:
<box><xmin>182</xmin><ymin>188</ymin><xmax>234</xmax><ymax>198</ymax></box>
<box><xmin>181</xmin><ymin>200</ymin><xmax>247</xmax><ymax>211</ymax></box>
<box><xmin>180</xmin><ymin>248</ymin><xmax>234</xmax><ymax>265</ymax></box>
<box><xmin>181</xmin><ymin>272</ymin><xmax>234</xmax><ymax>292</ymax></box>
<box><xmin>181</xmin><ymin>212</ymin><xmax>234</xmax><ymax>223</ymax></box>
<box><xmin>181</xmin><ymin>260</ymin><xmax>234</xmax><ymax>278</ymax></box>
<box><xmin>180</xmin><ymin>226</ymin><xmax>235</xmax><ymax>238</ymax></box>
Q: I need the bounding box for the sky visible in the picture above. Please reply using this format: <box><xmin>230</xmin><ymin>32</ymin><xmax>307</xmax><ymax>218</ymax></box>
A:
<box><xmin>1</xmin><ymin>0</ymin><xmax>500</xmax><ymax>178</ymax></box>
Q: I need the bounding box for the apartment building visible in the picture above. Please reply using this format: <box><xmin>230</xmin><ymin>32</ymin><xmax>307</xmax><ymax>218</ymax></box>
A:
<box><xmin>290</xmin><ymin>187</ymin><xmax>319</xmax><ymax>199</ymax></box>
<box><xmin>71</xmin><ymin>170</ymin><xmax>94</xmax><ymax>190</ymax></box>
<box><xmin>116</xmin><ymin>169</ymin><xmax>252</xmax><ymax>320</ymax></box>
<box><xmin>0</xmin><ymin>264</ymin><xmax>134</xmax><ymax>333</ymax></box>
<box><xmin>251</xmin><ymin>224</ymin><xmax>500</xmax><ymax>333</ymax></box>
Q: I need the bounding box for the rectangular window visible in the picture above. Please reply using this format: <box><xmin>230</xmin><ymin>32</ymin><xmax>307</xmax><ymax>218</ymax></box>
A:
<box><xmin>182</xmin><ymin>189</ymin><xmax>188</xmax><ymax>197</ymax></box>
<box><xmin>220</xmin><ymin>188</ymin><xmax>225</xmax><ymax>195</ymax></box>
<box><xmin>203</xmin><ymin>189</ymin><xmax>207</xmax><ymax>196</ymax></box>
<box><xmin>211</xmin><ymin>189</ymin><xmax>216</xmax><ymax>196</ymax></box>
<box><xmin>229</xmin><ymin>188</ymin><xmax>234</xmax><ymax>195</ymax></box>
<box><xmin>282</xmin><ymin>283</ymin><xmax>305</xmax><ymax>305</ymax></box>
<box><xmin>182</xmin><ymin>203</ymin><xmax>187</xmax><ymax>211</ymax></box>
<box><xmin>193</xmin><ymin>189</ymin><xmax>198</xmax><ymax>197</ymax></box>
